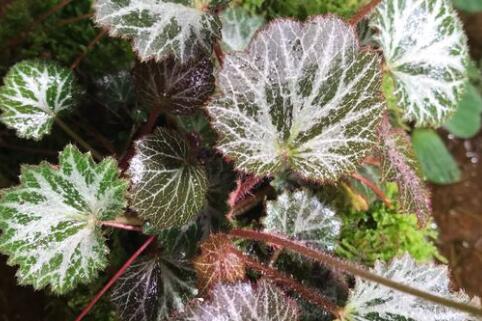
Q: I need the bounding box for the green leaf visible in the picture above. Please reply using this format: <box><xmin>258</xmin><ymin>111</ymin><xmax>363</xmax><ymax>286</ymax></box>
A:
<box><xmin>0</xmin><ymin>60</ymin><xmax>81</xmax><ymax>140</ymax></box>
<box><xmin>181</xmin><ymin>280</ymin><xmax>299</xmax><ymax>321</ymax></box>
<box><xmin>264</xmin><ymin>189</ymin><xmax>341</xmax><ymax>251</ymax></box>
<box><xmin>345</xmin><ymin>254</ymin><xmax>474</xmax><ymax>321</ymax></box>
<box><xmin>111</xmin><ymin>225</ymin><xmax>199</xmax><ymax>321</ymax></box>
<box><xmin>412</xmin><ymin>128</ymin><xmax>461</xmax><ymax>184</ymax></box>
<box><xmin>221</xmin><ymin>7</ymin><xmax>264</xmax><ymax>51</ymax></box>
<box><xmin>378</xmin><ymin>119</ymin><xmax>431</xmax><ymax>223</ymax></box>
<box><xmin>453</xmin><ymin>0</ymin><xmax>482</xmax><ymax>12</ymax></box>
<box><xmin>128</xmin><ymin>128</ymin><xmax>208</xmax><ymax>230</ymax></box>
<box><xmin>444</xmin><ymin>83</ymin><xmax>482</xmax><ymax>139</ymax></box>
<box><xmin>94</xmin><ymin>0</ymin><xmax>222</xmax><ymax>63</ymax></box>
<box><xmin>134</xmin><ymin>56</ymin><xmax>215</xmax><ymax>115</ymax></box>
<box><xmin>371</xmin><ymin>0</ymin><xmax>469</xmax><ymax>127</ymax></box>
<box><xmin>207</xmin><ymin>16</ymin><xmax>384</xmax><ymax>181</ymax></box>
<box><xmin>94</xmin><ymin>70</ymin><xmax>135</xmax><ymax>112</ymax></box>
<box><xmin>0</xmin><ymin>145</ymin><xmax>127</xmax><ymax>294</ymax></box>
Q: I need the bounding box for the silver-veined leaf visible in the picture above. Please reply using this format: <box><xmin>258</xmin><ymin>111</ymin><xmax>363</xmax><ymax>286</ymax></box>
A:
<box><xmin>94</xmin><ymin>0</ymin><xmax>222</xmax><ymax>63</ymax></box>
<box><xmin>264</xmin><ymin>189</ymin><xmax>341</xmax><ymax>251</ymax></box>
<box><xmin>0</xmin><ymin>60</ymin><xmax>81</xmax><ymax>140</ymax></box>
<box><xmin>181</xmin><ymin>280</ymin><xmax>299</xmax><ymax>321</ymax></box>
<box><xmin>112</xmin><ymin>226</ymin><xmax>199</xmax><ymax>321</ymax></box>
<box><xmin>0</xmin><ymin>145</ymin><xmax>127</xmax><ymax>294</ymax></box>
<box><xmin>95</xmin><ymin>70</ymin><xmax>135</xmax><ymax>112</ymax></box>
<box><xmin>207</xmin><ymin>16</ymin><xmax>384</xmax><ymax>181</ymax></box>
<box><xmin>344</xmin><ymin>254</ymin><xmax>475</xmax><ymax>321</ymax></box>
<box><xmin>378</xmin><ymin>118</ymin><xmax>431</xmax><ymax>224</ymax></box>
<box><xmin>370</xmin><ymin>0</ymin><xmax>469</xmax><ymax>127</ymax></box>
<box><xmin>128</xmin><ymin>128</ymin><xmax>208</xmax><ymax>230</ymax></box>
<box><xmin>134</xmin><ymin>57</ymin><xmax>214</xmax><ymax>115</ymax></box>
<box><xmin>221</xmin><ymin>7</ymin><xmax>264</xmax><ymax>51</ymax></box>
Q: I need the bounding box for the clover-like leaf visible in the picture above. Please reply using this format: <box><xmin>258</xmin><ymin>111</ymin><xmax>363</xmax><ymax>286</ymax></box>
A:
<box><xmin>221</xmin><ymin>7</ymin><xmax>264</xmax><ymax>51</ymax></box>
<box><xmin>264</xmin><ymin>189</ymin><xmax>341</xmax><ymax>251</ymax></box>
<box><xmin>378</xmin><ymin>118</ymin><xmax>431</xmax><ymax>224</ymax></box>
<box><xmin>344</xmin><ymin>254</ymin><xmax>475</xmax><ymax>321</ymax></box>
<box><xmin>112</xmin><ymin>225</ymin><xmax>201</xmax><ymax>321</ymax></box>
<box><xmin>129</xmin><ymin>128</ymin><xmax>208</xmax><ymax>230</ymax></box>
<box><xmin>0</xmin><ymin>60</ymin><xmax>81</xmax><ymax>140</ymax></box>
<box><xmin>94</xmin><ymin>0</ymin><xmax>222</xmax><ymax>63</ymax></box>
<box><xmin>134</xmin><ymin>56</ymin><xmax>214</xmax><ymax>115</ymax></box>
<box><xmin>370</xmin><ymin>0</ymin><xmax>469</xmax><ymax>127</ymax></box>
<box><xmin>0</xmin><ymin>145</ymin><xmax>127</xmax><ymax>294</ymax></box>
<box><xmin>207</xmin><ymin>16</ymin><xmax>384</xmax><ymax>181</ymax></box>
<box><xmin>181</xmin><ymin>280</ymin><xmax>299</xmax><ymax>321</ymax></box>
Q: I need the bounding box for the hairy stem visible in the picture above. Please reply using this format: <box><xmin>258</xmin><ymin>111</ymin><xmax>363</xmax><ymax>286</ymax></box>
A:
<box><xmin>71</xmin><ymin>29</ymin><xmax>108</xmax><ymax>70</ymax></box>
<box><xmin>227</xmin><ymin>185</ymin><xmax>271</xmax><ymax>221</ymax></box>
<box><xmin>235</xmin><ymin>249</ymin><xmax>341</xmax><ymax>317</ymax></box>
<box><xmin>214</xmin><ymin>41</ymin><xmax>225</xmax><ymax>65</ymax></box>
<box><xmin>350</xmin><ymin>172</ymin><xmax>392</xmax><ymax>207</ymax></box>
<box><xmin>100</xmin><ymin>221</ymin><xmax>143</xmax><ymax>232</ymax></box>
<box><xmin>54</xmin><ymin>117</ymin><xmax>103</xmax><ymax>161</ymax></box>
<box><xmin>74</xmin><ymin>235</ymin><xmax>156</xmax><ymax>321</ymax></box>
<box><xmin>349</xmin><ymin>0</ymin><xmax>381</xmax><ymax>25</ymax></box>
<box><xmin>229</xmin><ymin>229</ymin><xmax>482</xmax><ymax>317</ymax></box>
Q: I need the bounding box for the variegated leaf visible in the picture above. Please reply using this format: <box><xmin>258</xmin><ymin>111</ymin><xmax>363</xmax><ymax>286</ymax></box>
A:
<box><xmin>344</xmin><ymin>254</ymin><xmax>475</xmax><ymax>321</ymax></box>
<box><xmin>112</xmin><ymin>225</ymin><xmax>199</xmax><ymax>321</ymax></box>
<box><xmin>134</xmin><ymin>57</ymin><xmax>214</xmax><ymax>115</ymax></box>
<box><xmin>94</xmin><ymin>0</ymin><xmax>222</xmax><ymax>63</ymax></box>
<box><xmin>264</xmin><ymin>189</ymin><xmax>341</xmax><ymax>251</ymax></box>
<box><xmin>181</xmin><ymin>280</ymin><xmax>299</xmax><ymax>321</ymax></box>
<box><xmin>378</xmin><ymin>118</ymin><xmax>431</xmax><ymax>224</ymax></box>
<box><xmin>207</xmin><ymin>16</ymin><xmax>384</xmax><ymax>181</ymax></box>
<box><xmin>221</xmin><ymin>7</ymin><xmax>264</xmax><ymax>51</ymax></box>
<box><xmin>0</xmin><ymin>60</ymin><xmax>81</xmax><ymax>140</ymax></box>
<box><xmin>370</xmin><ymin>0</ymin><xmax>469</xmax><ymax>127</ymax></box>
<box><xmin>128</xmin><ymin>128</ymin><xmax>208</xmax><ymax>230</ymax></box>
<box><xmin>0</xmin><ymin>145</ymin><xmax>127</xmax><ymax>294</ymax></box>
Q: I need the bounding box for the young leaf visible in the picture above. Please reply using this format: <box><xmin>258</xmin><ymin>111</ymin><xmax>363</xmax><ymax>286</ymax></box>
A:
<box><xmin>0</xmin><ymin>145</ymin><xmax>127</xmax><ymax>294</ymax></box>
<box><xmin>207</xmin><ymin>16</ymin><xmax>384</xmax><ymax>181</ymax></box>
<box><xmin>181</xmin><ymin>280</ymin><xmax>299</xmax><ymax>321</ymax></box>
<box><xmin>112</xmin><ymin>224</ymin><xmax>201</xmax><ymax>321</ymax></box>
<box><xmin>128</xmin><ymin>128</ymin><xmax>208</xmax><ymax>230</ymax></box>
<box><xmin>370</xmin><ymin>0</ymin><xmax>469</xmax><ymax>127</ymax></box>
<box><xmin>0</xmin><ymin>60</ymin><xmax>81</xmax><ymax>140</ymax></box>
<box><xmin>378</xmin><ymin>118</ymin><xmax>431</xmax><ymax>224</ymax></box>
<box><xmin>221</xmin><ymin>7</ymin><xmax>264</xmax><ymax>51</ymax></box>
<box><xmin>95</xmin><ymin>71</ymin><xmax>135</xmax><ymax>112</ymax></box>
<box><xmin>344</xmin><ymin>254</ymin><xmax>474</xmax><ymax>321</ymax></box>
<box><xmin>94</xmin><ymin>0</ymin><xmax>222</xmax><ymax>63</ymax></box>
<box><xmin>134</xmin><ymin>56</ymin><xmax>215</xmax><ymax>115</ymax></box>
<box><xmin>264</xmin><ymin>189</ymin><xmax>341</xmax><ymax>251</ymax></box>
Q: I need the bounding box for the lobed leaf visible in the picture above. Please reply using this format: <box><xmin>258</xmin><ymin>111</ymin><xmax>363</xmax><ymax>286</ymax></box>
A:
<box><xmin>370</xmin><ymin>0</ymin><xmax>469</xmax><ymax>127</ymax></box>
<box><xmin>378</xmin><ymin>118</ymin><xmax>431</xmax><ymax>224</ymax></box>
<box><xmin>264</xmin><ymin>189</ymin><xmax>341</xmax><ymax>251</ymax></box>
<box><xmin>344</xmin><ymin>254</ymin><xmax>475</xmax><ymax>321</ymax></box>
<box><xmin>128</xmin><ymin>128</ymin><xmax>208</xmax><ymax>230</ymax></box>
<box><xmin>94</xmin><ymin>0</ymin><xmax>222</xmax><ymax>63</ymax></box>
<box><xmin>221</xmin><ymin>7</ymin><xmax>264</xmax><ymax>51</ymax></box>
<box><xmin>181</xmin><ymin>280</ymin><xmax>299</xmax><ymax>321</ymax></box>
<box><xmin>0</xmin><ymin>145</ymin><xmax>127</xmax><ymax>293</ymax></box>
<box><xmin>207</xmin><ymin>16</ymin><xmax>384</xmax><ymax>181</ymax></box>
<box><xmin>134</xmin><ymin>56</ymin><xmax>215</xmax><ymax>115</ymax></box>
<box><xmin>0</xmin><ymin>60</ymin><xmax>81</xmax><ymax>140</ymax></box>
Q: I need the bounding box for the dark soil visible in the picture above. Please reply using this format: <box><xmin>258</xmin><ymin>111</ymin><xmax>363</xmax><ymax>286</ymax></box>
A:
<box><xmin>432</xmin><ymin>131</ymin><xmax>482</xmax><ymax>298</ymax></box>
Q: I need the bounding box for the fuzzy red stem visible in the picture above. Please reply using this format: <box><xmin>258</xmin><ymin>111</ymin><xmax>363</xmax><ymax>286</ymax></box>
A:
<box><xmin>100</xmin><ymin>221</ymin><xmax>143</xmax><ymax>232</ymax></box>
<box><xmin>351</xmin><ymin>172</ymin><xmax>392</xmax><ymax>207</ymax></box>
<box><xmin>349</xmin><ymin>0</ymin><xmax>381</xmax><ymax>25</ymax></box>
<box><xmin>74</xmin><ymin>236</ymin><xmax>156</xmax><ymax>321</ymax></box>
<box><xmin>214</xmin><ymin>41</ymin><xmax>225</xmax><ymax>66</ymax></box>
<box><xmin>229</xmin><ymin>229</ymin><xmax>482</xmax><ymax>317</ymax></box>
<box><xmin>235</xmin><ymin>250</ymin><xmax>341</xmax><ymax>317</ymax></box>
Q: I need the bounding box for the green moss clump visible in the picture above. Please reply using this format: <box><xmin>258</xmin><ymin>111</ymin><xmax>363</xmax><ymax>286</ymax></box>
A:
<box><xmin>337</xmin><ymin>198</ymin><xmax>441</xmax><ymax>265</ymax></box>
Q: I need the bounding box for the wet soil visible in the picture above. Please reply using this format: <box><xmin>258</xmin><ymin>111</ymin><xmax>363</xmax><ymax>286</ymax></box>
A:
<box><xmin>432</xmin><ymin>131</ymin><xmax>482</xmax><ymax>298</ymax></box>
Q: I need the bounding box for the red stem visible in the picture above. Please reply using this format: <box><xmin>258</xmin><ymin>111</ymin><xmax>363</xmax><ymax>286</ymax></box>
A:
<box><xmin>71</xmin><ymin>29</ymin><xmax>108</xmax><ymax>70</ymax></box>
<box><xmin>214</xmin><ymin>41</ymin><xmax>225</xmax><ymax>66</ymax></box>
<box><xmin>74</xmin><ymin>236</ymin><xmax>156</xmax><ymax>321</ymax></box>
<box><xmin>100</xmin><ymin>221</ymin><xmax>143</xmax><ymax>232</ymax></box>
<box><xmin>349</xmin><ymin>0</ymin><xmax>381</xmax><ymax>25</ymax></box>
<box><xmin>229</xmin><ymin>229</ymin><xmax>482</xmax><ymax>317</ymax></box>
<box><xmin>351</xmin><ymin>172</ymin><xmax>392</xmax><ymax>207</ymax></box>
